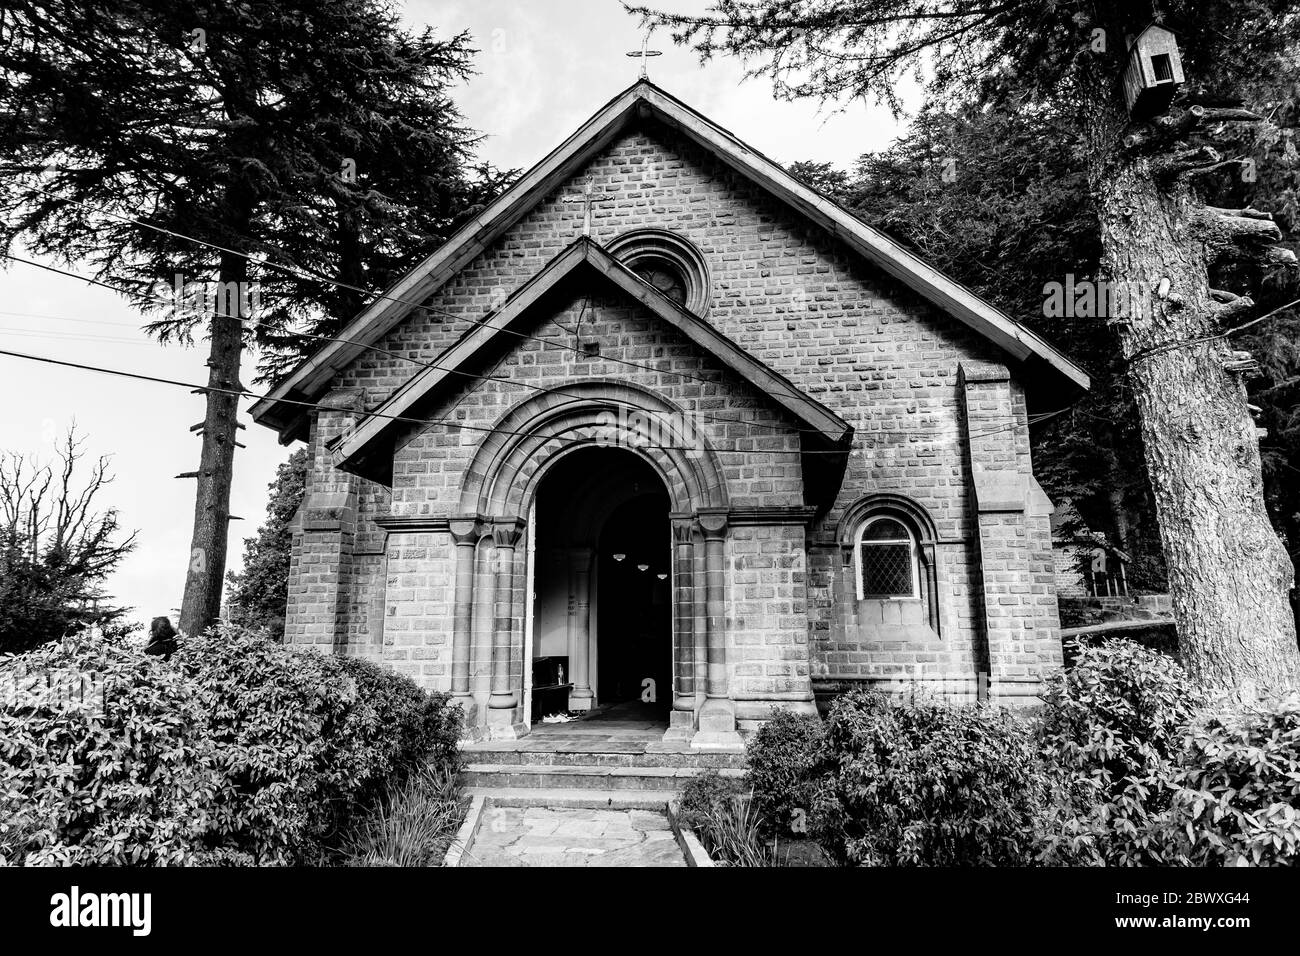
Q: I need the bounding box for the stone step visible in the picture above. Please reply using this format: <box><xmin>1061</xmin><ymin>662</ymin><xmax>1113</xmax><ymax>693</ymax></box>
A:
<box><xmin>458</xmin><ymin>746</ymin><xmax>747</xmax><ymax>770</ymax></box>
<box><xmin>461</xmin><ymin>762</ymin><xmax>745</xmax><ymax>791</ymax></box>
<box><xmin>461</xmin><ymin>787</ymin><xmax>673</xmax><ymax>809</ymax></box>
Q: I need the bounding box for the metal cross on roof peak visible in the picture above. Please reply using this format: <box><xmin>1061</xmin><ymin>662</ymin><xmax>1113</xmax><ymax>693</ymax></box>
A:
<box><xmin>626</xmin><ymin>34</ymin><xmax>663</xmax><ymax>80</ymax></box>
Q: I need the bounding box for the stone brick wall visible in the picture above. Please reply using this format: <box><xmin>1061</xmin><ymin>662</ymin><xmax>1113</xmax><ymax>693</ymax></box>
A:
<box><xmin>284</xmin><ymin>117</ymin><xmax>1061</xmax><ymax>703</ymax></box>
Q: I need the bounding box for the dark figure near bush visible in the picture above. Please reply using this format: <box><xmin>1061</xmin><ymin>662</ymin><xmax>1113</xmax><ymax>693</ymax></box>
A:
<box><xmin>144</xmin><ymin>617</ymin><xmax>178</xmax><ymax>659</ymax></box>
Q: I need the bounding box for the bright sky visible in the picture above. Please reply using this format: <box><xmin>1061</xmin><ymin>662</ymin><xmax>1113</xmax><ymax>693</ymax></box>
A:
<box><xmin>0</xmin><ymin>0</ymin><xmax>911</xmax><ymax>630</ymax></box>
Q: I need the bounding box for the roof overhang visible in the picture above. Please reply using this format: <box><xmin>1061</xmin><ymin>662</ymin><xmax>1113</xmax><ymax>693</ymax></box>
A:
<box><xmin>250</xmin><ymin>79</ymin><xmax>1088</xmax><ymax>442</ymax></box>
<box><xmin>330</xmin><ymin>236</ymin><xmax>853</xmax><ymax>482</ymax></box>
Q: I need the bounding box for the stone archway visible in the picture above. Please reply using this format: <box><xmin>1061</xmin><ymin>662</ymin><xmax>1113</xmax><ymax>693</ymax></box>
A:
<box><xmin>446</xmin><ymin>382</ymin><xmax>737</xmax><ymax>745</ymax></box>
<box><xmin>532</xmin><ymin>447</ymin><xmax>672</xmax><ymax>722</ymax></box>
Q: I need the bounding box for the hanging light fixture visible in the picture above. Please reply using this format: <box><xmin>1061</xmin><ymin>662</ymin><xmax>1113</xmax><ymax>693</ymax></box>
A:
<box><xmin>637</xmin><ymin>563</ymin><xmax>649</xmax><ymax>572</ymax></box>
<box><xmin>612</xmin><ymin>553</ymin><xmax>626</xmax><ymax>562</ymax></box>
<box><xmin>656</xmin><ymin>572</ymin><xmax>667</xmax><ymax>580</ymax></box>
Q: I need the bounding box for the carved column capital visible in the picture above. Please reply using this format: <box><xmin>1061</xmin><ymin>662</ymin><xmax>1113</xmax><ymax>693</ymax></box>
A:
<box><xmin>671</xmin><ymin>516</ymin><xmax>696</xmax><ymax>545</ymax></box>
<box><xmin>491</xmin><ymin>516</ymin><xmax>526</xmax><ymax>549</ymax></box>
<box><xmin>448</xmin><ymin>514</ymin><xmax>484</xmax><ymax>546</ymax></box>
<box><xmin>696</xmin><ymin>508</ymin><xmax>729</xmax><ymax>539</ymax></box>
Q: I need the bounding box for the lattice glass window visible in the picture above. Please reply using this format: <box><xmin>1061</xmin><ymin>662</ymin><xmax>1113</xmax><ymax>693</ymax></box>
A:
<box><xmin>633</xmin><ymin>258</ymin><xmax>688</xmax><ymax>306</ymax></box>
<box><xmin>857</xmin><ymin>517</ymin><xmax>919</xmax><ymax>599</ymax></box>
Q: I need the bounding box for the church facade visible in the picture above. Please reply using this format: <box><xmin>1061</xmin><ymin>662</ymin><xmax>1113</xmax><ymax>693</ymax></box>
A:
<box><xmin>250</xmin><ymin>80</ymin><xmax>1088</xmax><ymax>746</ymax></box>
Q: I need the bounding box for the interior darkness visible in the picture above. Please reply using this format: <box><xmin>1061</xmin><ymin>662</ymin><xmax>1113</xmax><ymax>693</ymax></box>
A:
<box><xmin>596</xmin><ymin>494</ymin><xmax>671</xmax><ymax>712</ymax></box>
<box><xmin>533</xmin><ymin>447</ymin><xmax>672</xmax><ymax>717</ymax></box>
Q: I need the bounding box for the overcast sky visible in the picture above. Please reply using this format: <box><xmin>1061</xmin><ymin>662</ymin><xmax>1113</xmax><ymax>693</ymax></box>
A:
<box><xmin>0</xmin><ymin>0</ymin><xmax>912</xmax><ymax>630</ymax></box>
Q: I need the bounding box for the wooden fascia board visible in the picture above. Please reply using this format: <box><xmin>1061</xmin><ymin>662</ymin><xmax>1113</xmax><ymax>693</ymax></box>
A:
<box><xmin>249</xmin><ymin>87</ymin><xmax>645</xmax><ymax>427</ymax></box>
<box><xmin>584</xmin><ymin>244</ymin><xmax>851</xmax><ymax>441</ymax></box>
<box><xmin>640</xmin><ymin>87</ymin><xmax>1090</xmax><ymax>392</ymax></box>
<box><xmin>252</xmin><ymin>78</ymin><xmax>1087</xmax><ymax>438</ymax></box>
<box><xmin>334</xmin><ymin>237</ymin><xmax>851</xmax><ymax>470</ymax></box>
<box><xmin>332</xmin><ymin>241</ymin><xmax>589</xmax><ymax>468</ymax></box>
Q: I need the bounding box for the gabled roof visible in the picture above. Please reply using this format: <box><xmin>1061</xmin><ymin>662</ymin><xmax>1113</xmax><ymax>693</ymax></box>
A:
<box><xmin>250</xmin><ymin>78</ymin><xmax>1088</xmax><ymax>440</ymax></box>
<box><xmin>330</xmin><ymin>236</ymin><xmax>852</xmax><ymax>477</ymax></box>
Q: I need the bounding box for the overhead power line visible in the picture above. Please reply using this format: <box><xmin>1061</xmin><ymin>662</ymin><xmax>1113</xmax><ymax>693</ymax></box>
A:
<box><xmin>0</xmin><ymin>344</ymin><xmax>1061</xmax><ymax>451</ymax></box>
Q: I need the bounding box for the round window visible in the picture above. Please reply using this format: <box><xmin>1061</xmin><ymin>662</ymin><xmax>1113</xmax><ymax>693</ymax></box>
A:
<box><xmin>608</xmin><ymin>229</ymin><xmax>710</xmax><ymax>315</ymax></box>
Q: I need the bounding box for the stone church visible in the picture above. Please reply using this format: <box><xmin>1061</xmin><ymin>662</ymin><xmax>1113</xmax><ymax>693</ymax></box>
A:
<box><xmin>250</xmin><ymin>79</ymin><xmax>1088</xmax><ymax>747</ymax></box>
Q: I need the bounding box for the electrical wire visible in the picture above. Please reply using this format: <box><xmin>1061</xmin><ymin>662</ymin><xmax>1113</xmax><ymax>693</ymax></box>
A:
<box><xmin>0</xmin><ymin>344</ymin><xmax>1062</xmax><ymax>452</ymax></box>
<box><xmin>23</xmin><ymin>186</ymin><xmax>852</xmax><ymax>415</ymax></box>
<box><xmin>2</xmin><ymin>250</ymin><xmax>840</xmax><ymax>438</ymax></box>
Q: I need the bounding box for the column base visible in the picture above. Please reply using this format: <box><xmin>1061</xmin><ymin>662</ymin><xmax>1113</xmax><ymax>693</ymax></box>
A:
<box><xmin>487</xmin><ymin>704</ymin><xmax>526</xmax><ymax>740</ymax></box>
<box><xmin>691</xmin><ymin>697</ymin><xmax>743</xmax><ymax>751</ymax></box>
<box><xmin>568</xmin><ymin>689</ymin><xmax>595</xmax><ymax>711</ymax></box>
<box><xmin>451</xmin><ymin>695</ymin><xmax>481</xmax><ymax>741</ymax></box>
<box><xmin>662</xmin><ymin>708</ymin><xmax>695</xmax><ymax>743</ymax></box>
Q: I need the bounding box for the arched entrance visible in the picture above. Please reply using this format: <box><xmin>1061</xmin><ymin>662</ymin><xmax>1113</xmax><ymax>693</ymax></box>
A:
<box><xmin>448</xmin><ymin>381</ymin><xmax>741</xmax><ymax>745</ymax></box>
<box><xmin>532</xmin><ymin>448</ymin><xmax>672</xmax><ymax>727</ymax></box>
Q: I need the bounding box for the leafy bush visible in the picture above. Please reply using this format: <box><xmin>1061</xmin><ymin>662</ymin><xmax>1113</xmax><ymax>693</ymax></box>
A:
<box><xmin>175</xmin><ymin>625</ymin><xmax>461</xmax><ymax>863</ymax></box>
<box><xmin>1036</xmin><ymin>640</ymin><xmax>1201</xmax><ymax>865</ymax></box>
<box><xmin>1164</xmin><ymin>697</ymin><xmax>1300</xmax><ymax>867</ymax></box>
<box><xmin>812</xmin><ymin>689</ymin><xmax>1047</xmax><ymax>866</ymax></box>
<box><xmin>0</xmin><ymin>626</ymin><xmax>460</xmax><ymax>866</ymax></box>
<box><xmin>746</xmin><ymin>708</ymin><xmax>825</xmax><ymax>834</ymax></box>
<box><xmin>0</xmin><ymin>633</ymin><xmax>227</xmax><ymax>865</ymax></box>
<box><xmin>677</xmin><ymin>768</ymin><xmax>746</xmax><ymax>830</ymax></box>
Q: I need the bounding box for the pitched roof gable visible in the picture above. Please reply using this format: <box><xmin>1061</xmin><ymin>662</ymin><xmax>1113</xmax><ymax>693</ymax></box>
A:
<box><xmin>330</xmin><ymin>236</ymin><xmax>853</xmax><ymax>477</ymax></box>
<box><xmin>250</xmin><ymin>79</ymin><xmax>1088</xmax><ymax>440</ymax></box>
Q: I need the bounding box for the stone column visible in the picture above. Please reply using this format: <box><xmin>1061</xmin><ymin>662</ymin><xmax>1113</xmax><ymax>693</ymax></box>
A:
<box><xmin>665</xmin><ymin>516</ymin><xmax>698</xmax><ymax>742</ymax></box>
<box><xmin>693</xmin><ymin>510</ymin><xmax>741</xmax><ymax>748</ymax></box>
<box><xmin>671</xmin><ymin>517</ymin><xmax>696</xmax><ymax>708</ymax></box>
<box><xmin>487</xmin><ymin>517</ymin><xmax>525</xmax><ymax>737</ymax></box>
<box><xmin>567</xmin><ymin>547</ymin><xmax>595</xmax><ymax>710</ymax></box>
<box><xmin>448</xmin><ymin>516</ymin><xmax>482</xmax><ymax>713</ymax></box>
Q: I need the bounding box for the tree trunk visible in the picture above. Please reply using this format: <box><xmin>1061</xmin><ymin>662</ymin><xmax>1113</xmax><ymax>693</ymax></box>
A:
<box><xmin>179</xmin><ymin>244</ymin><xmax>248</xmax><ymax>638</ymax></box>
<box><xmin>1093</xmin><ymin>151</ymin><xmax>1300</xmax><ymax>703</ymax></box>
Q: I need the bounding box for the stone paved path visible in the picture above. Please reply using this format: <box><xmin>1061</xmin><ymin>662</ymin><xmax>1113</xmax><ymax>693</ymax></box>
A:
<box><xmin>463</xmin><ymin>806</ymin><xmax>687</xmax><ymax>867</ymax></box>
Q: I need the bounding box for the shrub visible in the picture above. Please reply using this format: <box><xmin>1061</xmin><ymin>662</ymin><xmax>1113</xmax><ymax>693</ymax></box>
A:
<box><xmin>812</xmin><ymin>689</ymin><xmax>1047</xmax><ymax>866</ymax></box>
<box><xmin>176</xmin><ymin>626</ymin><xmax>460</xmax><ymax>863</ymax></box>
<box><xmin>692</xmin><ymin>794</ymin><xmax>775</xmax><ymax>867</ymax></box>
<box><xmin>343</xmin><ymin>764</ymin><xmax>465</xmax><ymax>867</ymax></box>
<box><xmin>1164</xmin><ymin>696</ymin><xmax>1300</xmax><ymax>867</ymax></box>
<box><xmin>0</xmin><ymin>633</ymin><xmax>227</xmax><ymax>865</ymax></box>
<box><xmin>746</xmin><ymin>708</ymin><xmax>825</xmax><ymax>834</ymax></box>
<box><xmin>1036</xmin><ymin>640</ymin><xmax>1201</xmax><ymax>865</ymax></box>
<box><xmin>677</xmin><ymin>768</ymin><xmax>746</xmax><ymax>830</ymax></box>
<box><xmin>0</xmin><ymin>625</ymin><xmax>460</xmax><ymax>866</ymax></box>
<box><xmin>677</xmin><ymin>769</ymin><xmax>772</xmax><ymax>866</ymax></box>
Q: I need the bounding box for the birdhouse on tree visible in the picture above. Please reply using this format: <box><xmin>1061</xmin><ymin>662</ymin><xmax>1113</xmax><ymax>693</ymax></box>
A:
<box><xmin>1123</xmin><ymin>24</ymin><xmax>1185</xmax><ymax>119</ymax></box>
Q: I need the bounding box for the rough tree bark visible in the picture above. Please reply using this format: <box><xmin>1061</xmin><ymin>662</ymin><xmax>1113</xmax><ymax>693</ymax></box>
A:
<box><xmin>1090</xmin><ymin>111</ymin><xmax>1300</xmax><ymax>703</ymax></box>
<box><xmin>179</xmin><ymin>241</ymin><xmax>249</xmax><ymax>638</ymax></box>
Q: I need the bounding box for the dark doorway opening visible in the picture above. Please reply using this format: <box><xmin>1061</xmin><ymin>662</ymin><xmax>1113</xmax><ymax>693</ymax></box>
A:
<box><xmin>531</xmin><ymin>447</ymin><xmax>672</xmax><ymax>729</ymax></box>
<box><xmin>596</xmin><ymin>493</ymin><xmax>671</xmax><ymax>719</ymax></box>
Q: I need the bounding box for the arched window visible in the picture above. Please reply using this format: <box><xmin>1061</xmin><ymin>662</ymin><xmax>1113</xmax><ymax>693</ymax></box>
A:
<box><xmin>631</xmin><ymin>257</ymin><xmax>688</xmax><ymax>306</ymax></box>
<box><xmin>608</xmin><ymin>229</ymin><xmax>711</xmax><ymax>315</ymax></box>
<box><xmin>856</xmin><ymin>516</ymin><xmax>920</xmax><ymax>600</ymax></box>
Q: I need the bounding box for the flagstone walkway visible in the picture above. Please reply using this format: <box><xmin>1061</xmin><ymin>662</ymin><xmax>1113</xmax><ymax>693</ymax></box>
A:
<box><xmin>461</xmin><ymin>805</ymin><xmax>687</xmax><ymax>867</ymax></box>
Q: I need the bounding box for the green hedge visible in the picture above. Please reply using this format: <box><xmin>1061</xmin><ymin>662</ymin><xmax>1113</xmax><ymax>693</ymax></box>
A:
<box><xmin>1166</xmin><ymin>697</ymin><xmax>1300</xmax><ymax>866</ymax></box>
<box><xmin>745</xmin><ymin>708</ymin><xmax>824</xmax><ymax>835</ymax></box>
<box><xmin>743</xmin><ymin>641</ymin><xmax>1300</xmax><ymax>868</ymax></box>
<box><xmin>809</xmin><ymin>689</ymin><xmax>1047</xmax><ymax>866</ymax></box>
<box><xmin>0</xmin><ymin>625</ymin><xmax>460</xmax><ymax>865</ymax></box>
